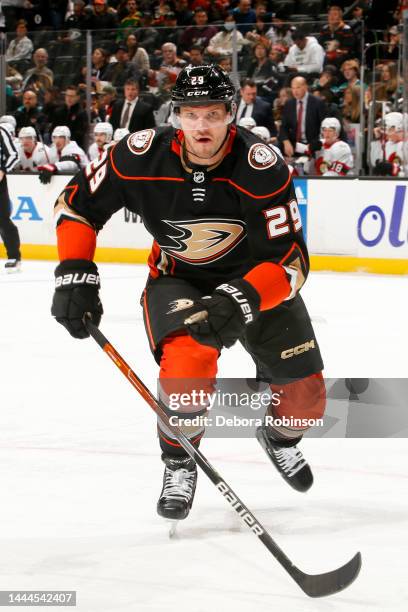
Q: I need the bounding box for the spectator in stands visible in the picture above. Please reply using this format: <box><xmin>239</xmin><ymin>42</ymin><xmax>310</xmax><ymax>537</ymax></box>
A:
<box><xmin>279</xmin><ymin>76</ymin><xmax>326</xmax><ymax>159</ymax></box>
<box><xmin>236</xmin><ymin>78</ymin><xmax>276</xmax><ymax>136</ymax></box>
<box><xmin>101</xmin><ymin>84</ymin><xmax>117</xmax><ymax>119</ymax></box>
<box><xmin>377</xmin><ymin>62</ymin><xmax>400</xmax><ymax>103</ymax></box>
<box><xmin>245</xmin><ymin>15</ymin><xmax>272</xmax><ymax>49</ymax></box>
<box><xmin>42</xmin><ymin>86</ymin><xmax>61</xmax><ymax>141</ymax></box>
<box><xmin>380</xmin><ymin>26</ymin><xmax>400</xmax><ymax>62</ymax></box>
<box><xmin>207</xmin><ymin>14</ymin><xmax>246</xmax><ymax>59</ymax></box>
<box><xmin>13</xmin><ymin>90</ymin><xmax>45</xmax><ymax>133</ymax></box>
<box><xmin>109</xmin><ymin>78</ymin><xmax>155</xmax><ymax>131</ymax></box>
<box><xmin>268</xmin><ymin>43</ymin><xmax>286</xmax><ymax>71</ymax></box>
<box><xmin>117</xmin><ymin>0</ymin><xmax>142</xmax><ymax>40</ymax></box>
<box><xmin>247</xmin><ymin>41</ymin><xmax>271</xmax><ymax>79</ymax></box>
<box><xmin>232</xmin><ymin>0</ymin><xmax>256</xmax><ymax>35</ymax></box>
<box><xmin>125</xmin><ymin>33</ymin><xmax>150</xmax><ymax>74</ymax></box>
<box><xmin>5</xmin><ymin>20</ymin><xmax>34</xmax><ymax>68</ymax></box>
<box><xmin>23</xmin><ymin>48</ymin><xmax>54</xmax><ymax>93</ymax></box>
<box><xmin>189</xmin><ymin>45</ymin><xmax>204</xmax><ymax>67</ymax></box>
<box><xmin>152</xmin><ymin>43</ymin><xmax>187</xmax><ymax>99</ymax></box>
<box><xmin>156</xmin><ymin>12</ymin><xmax>182</xmax><ymax>50</ymax></box>
<box><xmin>319</xmin><ymin>5</ymin><xmax>356</xmax><ymax>67</ymax></box>
<box><xmin>86</xmin><ymin>0</ymin><xmax>118</xmax><ymax>31</ymax></box>
<box><xmin>265</xmin><ymin>17</ymin><xmax>293</xmax><ymax>51</ymax></box>
<box><xmin>52</xmin><ymin>85</ymin><xmax>89</xmax><ymax>149</ymax></box>
<box><xmin>104</xmin><ymin>44</ymin><xmax>141</xmax><ymax>88</ymax></box>
<box><xmin>218</xmin><ymin>55</ymin><xmax>232</xmax><ymax>73</ymax></box>
<box><xmin>65</xmin><ymin>0</ymin><xmax>89</xmax><ymax>30</ymax></box>
<box><xmin>174</xmin><ymin>0</ymin><xmax>194</xmax><ymax>26</ymax></box>
<box><xmin>179</xmin><ymin>7</ymin><xmax>218</xmax><ymax>59</ymax></box>
<box><xmin>90</xmin><ymin>93</ymin><xmax>106</xmax><ymax>123</ymax></box>
<box><xmin>137</xmin><ymin>11</ymin><xmax>160</xmax><ymax>54</ymax></box>
<box><xmin>341</xmin><ymin>85</ymin><xmax>361</xmax><ymax>124</ymax></box>
<box><xmin>332</xmin><ymin>59</ymin><xmax>361</xmax><ymax>102</ymax></box>
<box><xmin>283</xmin><ymin>28</ymin><xmax>325</xmax><ymax>77</ymax></box>
<box><xmin>88</xmin><ymin>47</ymin><xmax>111</xmax><ymax>83</ymax></box>
<box><xmin>273</xmin><ymin>86</ymin><xmax>293</xmax><ymax>123</ymax></box>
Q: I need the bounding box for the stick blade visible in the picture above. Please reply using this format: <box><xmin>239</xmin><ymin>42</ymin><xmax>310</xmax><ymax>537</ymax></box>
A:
<box><xmin>294</xmin><ymin>552</ymin><xmax>362</xmax><ymax>598</ymax></box>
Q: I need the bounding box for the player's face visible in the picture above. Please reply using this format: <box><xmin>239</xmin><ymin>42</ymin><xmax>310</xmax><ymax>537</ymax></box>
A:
<box><xmin>386</xmin><ymin>127</ymin><xmax>402</xmax><ymax>143</ymax></box>
<box><xmin>180</xmin><ymin>104</ymin><xmax>229</xmax><ymax>162</ymax></box>
<box><xmin>322</xmin><ymin>127</ymin><xmax>337</xmax><ymax>145</ymax></box>
<box><xmin>53</xmin><ymin>136</ymin><xmax>66</xmax><ymax>151</ymax></box>
<box><xmin>20</xmin><ymin>137</ymin><xmax>36</xmax><ymax>153</ymax></box>
<box><xmin>95</xmin><ymin>133</ymin><xmax>108</xmax><ymax>147</ymax></box>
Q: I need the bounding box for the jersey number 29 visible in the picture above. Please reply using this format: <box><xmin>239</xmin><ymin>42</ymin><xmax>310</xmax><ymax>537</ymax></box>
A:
<box><xmin>85</xmin><ymin>150</ymin><xmax>108</xmax><ymax>194</ymax></box>
<box><xmin>263</xmin><ymin>200</ymin><xmax>302</xmax><ymax>239</ymax></box>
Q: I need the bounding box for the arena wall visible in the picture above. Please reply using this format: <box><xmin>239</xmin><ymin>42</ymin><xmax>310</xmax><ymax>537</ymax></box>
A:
<box><xmin>1</xmin><ymin>174</ymin><xmax>407</xmax><ymax>274</ymax></box>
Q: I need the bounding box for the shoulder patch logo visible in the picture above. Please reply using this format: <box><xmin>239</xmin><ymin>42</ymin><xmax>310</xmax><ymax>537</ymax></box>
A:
<box><xmin>248</xmin><ymin>143</ymin><xmax>277</xmax><ymax>170</ymax></box>
<box><xmin>127</xmin><ymin>129</ymin><xmax>155</xmax><ymax>155</ymax></box>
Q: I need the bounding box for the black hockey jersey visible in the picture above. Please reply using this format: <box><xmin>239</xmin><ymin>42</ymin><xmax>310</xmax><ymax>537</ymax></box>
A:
<box><xmin>55</xmin><ymin>126</ymin><xmax>308</xmax><ymax>306</ymax></box>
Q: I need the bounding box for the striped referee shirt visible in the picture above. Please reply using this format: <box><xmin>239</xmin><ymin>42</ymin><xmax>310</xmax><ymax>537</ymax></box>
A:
<box><xmin>0</xmin><ymin>125</ymin><xmax>19</xmax><ymax>173</ymax></box>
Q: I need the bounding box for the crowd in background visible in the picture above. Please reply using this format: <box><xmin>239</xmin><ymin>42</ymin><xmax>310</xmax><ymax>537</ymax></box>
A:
<box><xmin>0</xmin><ymin>0</ymin><xmax>406</xmax><ymax>177</ymax></box>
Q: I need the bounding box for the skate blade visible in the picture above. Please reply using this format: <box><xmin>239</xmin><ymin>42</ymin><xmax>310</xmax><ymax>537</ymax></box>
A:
<box><xmin>168</xmin><ymin>520</ymin><xmax>179</xmax><ymax>538</ymax></box>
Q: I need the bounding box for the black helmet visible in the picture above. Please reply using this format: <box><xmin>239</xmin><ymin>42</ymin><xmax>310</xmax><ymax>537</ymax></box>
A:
<box><xmin>171</xmin><ymin>64</ymin><xmax>236</xmax><ymax>108</ymax></box>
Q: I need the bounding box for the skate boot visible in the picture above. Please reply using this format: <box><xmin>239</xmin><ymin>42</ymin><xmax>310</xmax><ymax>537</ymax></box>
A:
<box><xmin>256</xmin><ymin>425</ymin><xmax>313</xmax><ymax>492</ymax></box>
<box><xmin>157</xmin><ymin>454</ymin><xmax>197</xmax><ymax>520</ymax></box>
<box><xmin>5</xmin><ymin>259</ymin><xmax>21</xmax><ymax>273</ymax></box>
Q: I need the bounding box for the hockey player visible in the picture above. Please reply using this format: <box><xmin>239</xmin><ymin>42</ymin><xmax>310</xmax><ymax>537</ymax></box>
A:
<box><xmin>16</xmin><ymin>127</ymin><xmax>51</xmax><ymax>171</ymax></box>
<box><xmin>51</xmin><ymin>65</ymin><xmax>326</xmax><ymax>521</ymax></box>
<box><xmin>37</xmin><ymin>126</ymin><xmax>89</xmax><ymax>184</ymax></box>
<box><xmin>315</xmin><ymin>117</ymin><xmax>354</xmax><ymax>176</ymax></box>
<box><xmin>88</xmin><ymin>122</ymin><xmax>113</xmax><ymax>161</ymax></box>
<box><xmin>371</xmin><ymin>112</ymin><xmax>404</xmax><ymax>176</ymax></box>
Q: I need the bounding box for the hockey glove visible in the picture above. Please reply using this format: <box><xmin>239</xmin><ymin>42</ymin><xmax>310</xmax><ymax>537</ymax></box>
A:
<box><xmin>184</xmin><ymin>280</ymin><xmax>260</xmax><ymax>350</ymax></box>
<box><xmin>51</xmin><ymin>259</ymin><xmax>103</xmax><ymax>339</ymax></box>
<box><xmin>38</xmin><ymin>164</ymin><xmax>57</xmax><ymax>184</ymax></box>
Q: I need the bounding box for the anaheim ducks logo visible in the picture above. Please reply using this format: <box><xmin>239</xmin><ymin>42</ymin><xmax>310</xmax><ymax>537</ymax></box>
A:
<box><xmin>127</xmin><ymin>129</ymin><xmax>155</xmax><ymax>155</ymax></box>
<box><xmin>159</xmin><ymin>218</ymin><xmax>246</xmax><ymax>264</ymax></box>
<box><xmin>248</xmin><ymin>143</ymin><xmax>277</xmax><ymax>170</ymax></box>
<box><xmin>166</xmin><ymin>299</ymin><xmax>194</xmax><ymax>314</ymax></box>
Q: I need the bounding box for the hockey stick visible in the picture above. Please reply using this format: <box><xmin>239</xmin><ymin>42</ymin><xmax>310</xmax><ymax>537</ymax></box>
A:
<box><xmin>85</xmin><ymin>319</ymin><xmax>362</xmax><ymax>598</ymax></box>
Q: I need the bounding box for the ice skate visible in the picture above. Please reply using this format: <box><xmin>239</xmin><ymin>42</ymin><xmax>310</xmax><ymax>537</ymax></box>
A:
<box><xmin>256</xmin><ymin>425</ymin><xmax>313</xmax><ymax>492</ymax></box>
<box><xmin>157</xmin><ymin>454</ymin><xmax>197</xmax><ymax>520</ymax></box>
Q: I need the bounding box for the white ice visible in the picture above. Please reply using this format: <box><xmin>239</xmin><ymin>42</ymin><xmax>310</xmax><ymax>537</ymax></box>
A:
<box><xmin>0</xmin><ymin>261</ymin><xmax>407</xmax><ymax>611</ymax></box>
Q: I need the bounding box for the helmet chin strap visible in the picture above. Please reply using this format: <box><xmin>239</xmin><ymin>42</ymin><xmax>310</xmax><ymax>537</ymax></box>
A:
<box><xmin>176</xmin><ymin>128</ymin><xmax>231</xmax><ymax>168</ymax></box>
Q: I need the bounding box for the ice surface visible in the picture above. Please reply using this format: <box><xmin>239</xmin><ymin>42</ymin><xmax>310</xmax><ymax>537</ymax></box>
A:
<box><xmin>0</xmin><ymin>262</ymin><xmax>407</xmax><ymax>611</ymax></box>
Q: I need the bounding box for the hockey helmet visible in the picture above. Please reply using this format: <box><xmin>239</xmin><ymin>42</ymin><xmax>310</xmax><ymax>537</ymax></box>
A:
<box><xmin>52</xmin><ymin>125</ymin><xmax>71</xmax><ymax>140</ymax></box>
<box><xmin>94</xmin><ymin>122</ymin><xmax>113</xmax><ymax>141</ymax></box>
<box><xmin>385</xmin><ymin>111</ymin><xmax>403</xmax><ymax>132</ymax></box>
<box><xmin>0</xmin><ymin>115</ymin><xmax>17</xmax><ymax>129</ymax></box>
<box><xmin>238</xmin><ymin>116</ymin><xmax>256</xmax><ymax>130</ymax></box>
<box><xmin>251</xmin><ymin>126</ymin><xmax>271</xmax><ymax>142</ymax></box>
<box><xmin>113</xmin><ymin>127</ymin><xmax>130</xmax><ymax>142</ymax></box>
<box><xmin>321</xmin><ymin>117</ymin><xmax>341</xmax><ymax>136</ymax></box>
<box><xmin>171</xmin><ymin>64</ymin><xmax>236</xmax><ymax>128</ymax></box>
<box><xmin>19</xmin><ymin>126</ymin><xmax>37</xmax><ymax>140</ymax></box>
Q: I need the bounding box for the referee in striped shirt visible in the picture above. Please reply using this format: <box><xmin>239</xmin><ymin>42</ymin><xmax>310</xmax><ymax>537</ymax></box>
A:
<box><xmin>0</xmin><ymin>124</ymin><xmax>21</xmax><ymax>271</ymax></box>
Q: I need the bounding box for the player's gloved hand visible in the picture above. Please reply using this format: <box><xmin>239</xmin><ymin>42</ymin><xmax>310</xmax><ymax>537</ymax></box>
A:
<box><xmin>308</xmin><ymin>139</ymin><xmax>323</xmax><ymax>154</ymax></box>
<box><xmin>374</xmin><ymin>160</ymin><xmax>396</xmax><ymax>177</ymax></box>
<box><xmin>184</xmin><ymin>280</ymin><xmax>260</xmax><ymax>350</ymax></box>
<box><xmin>51</xmin><ymin>259</ymin><xmax>103</xmax><ymax>339</ymax></box>
<box><xmin>38</xmin><ymin>164</ymin><xmax>57</xmax><ymax>184</ymax></box>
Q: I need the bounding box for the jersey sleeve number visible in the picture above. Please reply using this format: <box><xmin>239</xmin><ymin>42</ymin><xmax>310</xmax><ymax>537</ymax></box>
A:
<box><xmin>85</xmin><ymin>149</ymin><xmax>108</xmax><ymax>194</ymax></box>
<box><xmin>263</xmin><ymin>199</ymin><xmax>302</xmax><ymax>239</ymax></box>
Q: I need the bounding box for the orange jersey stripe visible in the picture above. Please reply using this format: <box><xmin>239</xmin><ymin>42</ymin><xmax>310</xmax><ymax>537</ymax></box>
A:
<box><xmin>244</xmin><ymin>261</ymin><xmax>290</xmax><ymax>311</ymax></box>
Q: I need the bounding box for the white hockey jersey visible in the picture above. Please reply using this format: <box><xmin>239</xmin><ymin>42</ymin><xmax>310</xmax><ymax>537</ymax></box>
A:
<box><xmin>48</xmin><ymin>140</ymin><xmax>89</xmax><ymax>173</ymax></box>
<box><xmin>16</xmin><ymin>142</ymin><xmax>51</xmax><ymax>171</ymax></box>
<box><xmin>88</xmin><ymin>142</ymin><xmax>107</xmax><ymax>161</ymax></box>
<box><xmin>370</xmin><ymin>139</ymin><xmax>404</xmax><ymax>175</ymax></box>
<box><xmin>315</xmin><ymin>140</ymin><xmax>354</xmax><ymax>176</ymax></box>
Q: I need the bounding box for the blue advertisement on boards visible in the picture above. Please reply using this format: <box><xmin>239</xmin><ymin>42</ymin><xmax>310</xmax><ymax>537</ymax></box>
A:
<box><xmin>293</xmin><ymin>177</ymin><xmax>308</xmax><ymax>242</ymax></box>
